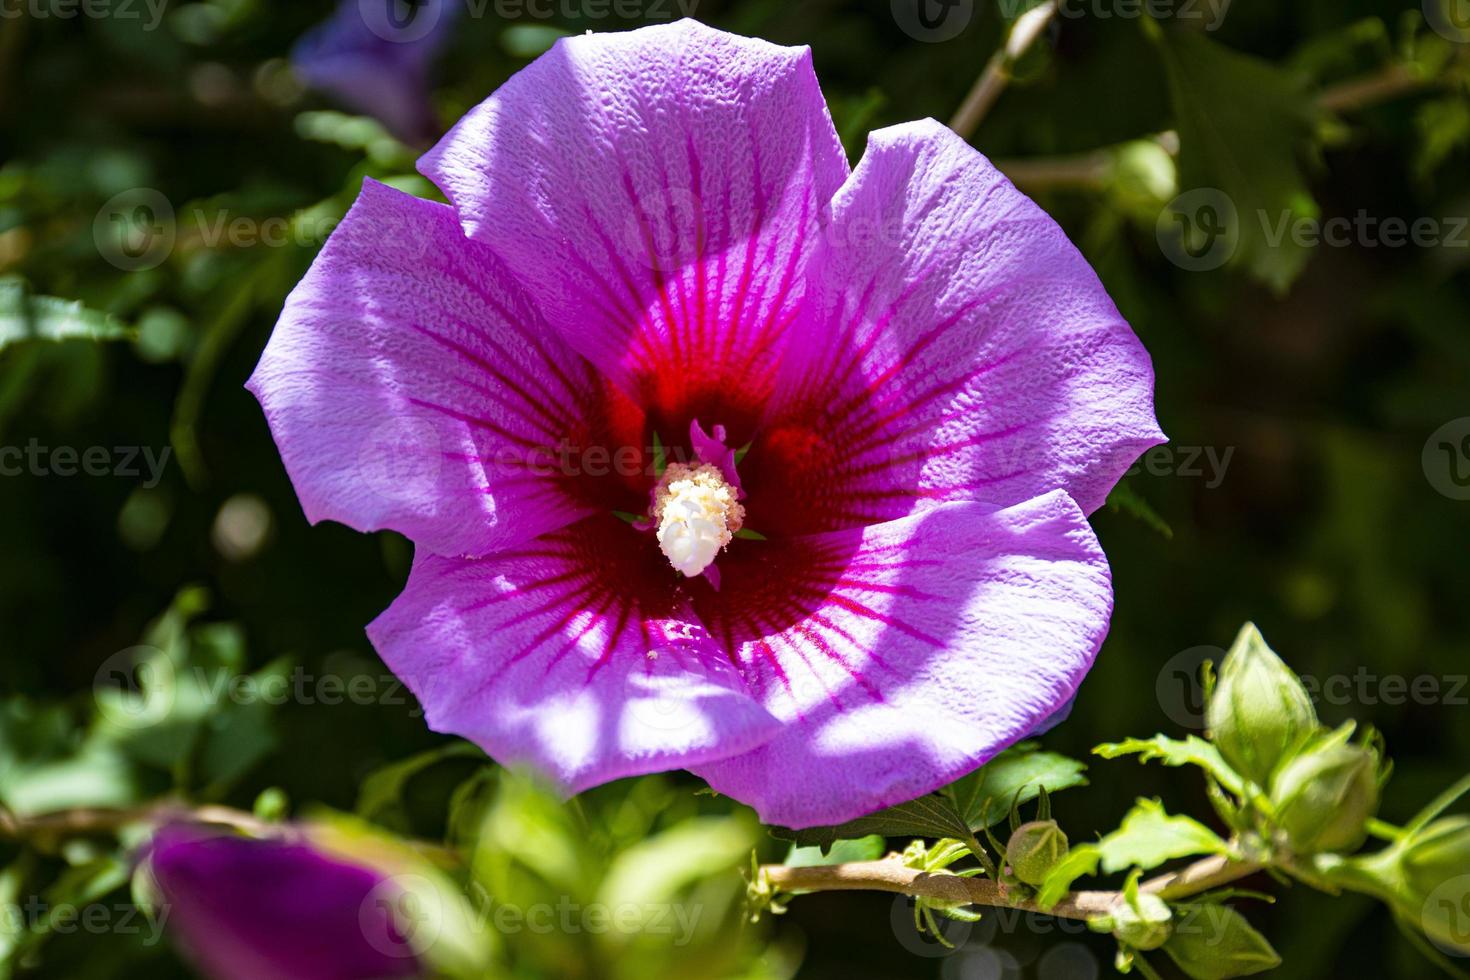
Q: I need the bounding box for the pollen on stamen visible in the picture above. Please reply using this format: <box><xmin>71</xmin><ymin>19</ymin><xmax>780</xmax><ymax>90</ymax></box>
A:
<box><xmin>651</xmin><ymin>462</ymin><xmax>745</xmax><ymax>578</ymax></box>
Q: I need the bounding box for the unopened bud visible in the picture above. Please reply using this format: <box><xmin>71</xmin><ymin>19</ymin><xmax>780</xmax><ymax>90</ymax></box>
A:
<box><xmin>1402</xmin><ymin>816</ymin><xmax>1470</xmax><ymax>895</ymax></box>
<box><xmin>1271</xmin><ymin>743</ymin><xmax>1380</xmax><ymax>854</ymax></box>
<box><xmin>1163</xmin><ymin>904</ymin><xmax>1281</xmax><ymax>980</ymax></box>
<box><xmin>1006</xmin><ymin>820</ymin><xmax>1069</xmax><ymax>887</ymax></box>
<box><xmin>1206</xmin><ymin>623</ymin><xmax>1318</xmax><ymax>787</ymax></box>
<box><xmin>1090</xmin><ymin>892</ymin><xmax>1173</xmax><ymax>950</ymax></box>
<box><xmin>1402</xmin><ymin>817</ymin><xmax>1470</xmax><ymax>955</ymax></box>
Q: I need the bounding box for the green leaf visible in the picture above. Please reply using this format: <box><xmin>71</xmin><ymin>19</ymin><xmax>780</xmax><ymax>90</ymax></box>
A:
<box><xmin>598</xmin><ymin>815</ymin><xmax>757</xmax><ymax>914</ymax></box>
<box><xmin>356</xmin><ymin>742</ymin><xmax>487</xmax><ymax>832</ymax></box>
<box><xmin>499</xmin><ymin>24</ymin><xmax>571</xmax><ymax>59</ymax></box>
<box><xmin>1097</xmin><ymin>799</ymin><xmax>1230</xmax><ymax>875</ymax></box>
<box><xmin>783</xmin><ymin>835</ymin><xmax>886</xmax><ymax>869</ymax></box>
<box><xmin>948</xmin><ymin>744</ymin><xmax>1089</xmax><ymax>830</ymax></box>
<box><xmin>1095</xmin><ymin>735</ymin><xmax>1246</xmax><ymax>797</ymax></box>
<box><xmin>1154</xmin><ymin>29</ymin><xmax>1321</xmax><ymax>292</ymax></box>
<box><xmin>12</xmin><ymin>857</ymin><xmax>129</xmax><ymax>962</ymax></box>
<box><xmin>89</xmin><ymin>593</ymin><xmax>285</xmax><ymax>794</ymax></box>
<box><xmin>1036</xmin><ymin>843</ymin><xmax>1103</xmax><ymax>910</ymax></box>
<box><xmin>770</xmin><ymin>744</ymin><xmax>1086</xmax><ymax>850</ymax></box>
<box><xmin>1105</xmin><ymin>481</ymin><xmax>1174</xmax><ymax>538</ymax></box>
<box><xmin>769</xmin><ymin>789</ymin><xmax>973</xmax><ymax>851</ymax></box>
<box><xmin>0</xmin><ymin>278</ymin><xmax>133</xmax><ymax>351</ymax></box>
<box><xmin>0</xmin><ymin>854</ymin><xmax>34</xmax><ymax>972</ymax></box>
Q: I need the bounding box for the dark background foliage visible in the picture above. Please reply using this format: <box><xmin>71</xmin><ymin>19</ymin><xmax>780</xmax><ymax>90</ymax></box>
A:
<box><xmin>1</xmin><ymin>0</ymin><xmax>1467</xmax><ymax>977</ymax></box>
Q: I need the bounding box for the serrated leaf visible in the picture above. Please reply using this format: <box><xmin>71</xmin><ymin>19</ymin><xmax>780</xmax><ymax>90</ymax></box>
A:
<box><xmin>782</xmin><ymin>834</ymin><xmax>882</xmax><ymax>893</ymax></box>
<box><xmin>769</xmin><ymin>790</ymin><xmax>972</xmax><ymax>851</ymax></box>
<box><xmin>1036</xmin><ymin>843</ymin><xmax>1103</xmax><ymax>910</ymax></box>
<box><xmin>948</xmin><ymin>743</ymin><xmax>1089</xmax><ymax>830</ymax></box>
<box><xmin>1097</xmin><ymin>799</ymin><xmax>1229</xmax><ymax>875</ymax></box>
<box><xmin>1095</xmin><ymin>735</ymin><xmax>1246</xmax><ymax>796</ymax></box>
<box><xmin>1155</xmin><ymin>29</ymin><xmax>1321</xmax><ymax>292</ymax></box>
<box><xmin>769</xmin><ymin>744</ymin><xmax>1086</xmax><ymax>850</ymax></box>
<box><xmin>783</xmin><ymin>835</ymin><xmax>886</xmax><ymax>870</ymax></box>
<box><xmin>0</xmin><ymin>278</ymin><xmax>133</xmax><ymax>351</ymax></box>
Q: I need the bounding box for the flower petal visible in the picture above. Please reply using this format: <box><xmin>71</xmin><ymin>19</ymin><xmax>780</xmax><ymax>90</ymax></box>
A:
<box><xmin>367</xmin><ymin>515</ymin><xmax>780</xmax><ymax>792</ymax></box>
<box><xmin>248</xmin><ymin>178</ymin><xmax>630</xmax><ymax>560</ymax></box>
<box><xmin>148</xmin><ymin>827</ymin><xmax>420</xmax><ymax>980</ymax></box>
<box><xmin>755</xmin><ymin>119</ymin><xmax>1163</xmax><ymax>536</ymax></box>
<box><xmin>689</xmin><ymin>490</ymin><xmax>1112</xmax><ymax>828</ymax></box>
<box><xmin>418</xmin><ymin>20</ymin><xmax>849</xmax><ymax>440</ymax></box>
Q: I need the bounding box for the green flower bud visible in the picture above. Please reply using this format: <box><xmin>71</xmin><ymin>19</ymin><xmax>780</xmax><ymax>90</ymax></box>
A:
<box><xmin>1006</xmin><ymin>820</ymin><xmax>1069</xmax><ymax>887</ymax></box>
<box><xmin>1402</xmin><ymin>816</ymin><xmax>1470</xmax><ymax>895</ymax></box>
<box><xmin>1163</xmin><ymin>904</ymin><xmax>1281</xmax><ymax>980</ymax></box>
<box><xmin>1401</xmin><ymin>817</ymin><xmax>1470</xmax><ymax>956</ymax></box>
<box><xmin>1090</xmin><ymin>892</ymin><xmax>1173</xmax><ymax>950</ymax></box>
<box><xmin>1111</xmin><ymin>140</ymin><xmax>1178</xmax><ymax>213</ymax></box>
<box><xmin>1270</xmin><ymin>743</ymin><xmax>1380</xmax><ymax>854</ymax></box>
<box><xmin>1206</xmin><ymin>623</ymin><xmax>1318</xmax><ymax>787</ymax></box>
<box><xmin>1417</xmin><ymin>874</ymin><xmax>1470</xmax><ymax>957</ymax></box>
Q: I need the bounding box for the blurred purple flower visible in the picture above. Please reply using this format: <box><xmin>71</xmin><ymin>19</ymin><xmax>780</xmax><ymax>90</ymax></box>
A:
<box><xmin>147</xmin><ymin>827</ymin><xmax>421</xmax><ymax>980</ymax></box>
<box><xmin>292</xmin><ymin>0</ymin><xmax>460</xmax><ymax>144</ymax></box>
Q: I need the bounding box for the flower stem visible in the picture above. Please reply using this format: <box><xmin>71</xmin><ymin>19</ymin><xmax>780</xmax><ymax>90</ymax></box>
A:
<box><xmin>758</xmin><ymin>853</ymin><xmax>1263</xmax><ymax>920</ymax></box>
<box><xmin>994</xmin><ymin>57</ymin><xmax>1452</xmax><ymax>191</ymax></box>
<box><xmin>949</xmin><ymin>1</ymin><xmax>1061</xmax><ymax>140</ymax></box>
<box><xmin>0</xmin><ymin>801</ymin><xmax>274</xmax><ymax>845</ymax></box>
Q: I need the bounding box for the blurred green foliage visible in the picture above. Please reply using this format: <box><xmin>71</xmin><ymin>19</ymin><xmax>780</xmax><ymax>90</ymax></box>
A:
<box><xmin>1</xmin><ymin>1</ymin><xmax>1469</xmax><ymax>977</ymax></box>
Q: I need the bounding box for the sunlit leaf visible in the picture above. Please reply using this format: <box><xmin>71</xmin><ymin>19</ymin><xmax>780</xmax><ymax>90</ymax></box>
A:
<box><xmin>0</xmin><ymin>279</ymin><xmax>132</xmax><ymax>351</ymax></box>
<box><xmin>1097</xmin><ymin>798</ymin><xmax>1230</xmax><ymax>874</ymax></box>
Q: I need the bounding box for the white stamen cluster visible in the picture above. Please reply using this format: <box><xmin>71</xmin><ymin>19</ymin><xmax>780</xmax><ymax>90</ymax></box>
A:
<box><xmin>652</xmin><ymin>462</ymin><xmax>744</xmax><ymax>578</ymax></box>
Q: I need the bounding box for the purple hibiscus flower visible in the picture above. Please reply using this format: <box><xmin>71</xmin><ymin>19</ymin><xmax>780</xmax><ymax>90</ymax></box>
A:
<box><xmin>292</xmin><ymin>0</ymin><xmax>460</xmax><ymax>145</ymax></box>
<box><xmin>248</xmin><ymin>19</ymin><xmax>1164</xmax><ymax>828</ymax></box>
<box><xmin>145</xmin><ymin>827</ymin><xmax>421</xmax><ymax>980</ymax></box>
